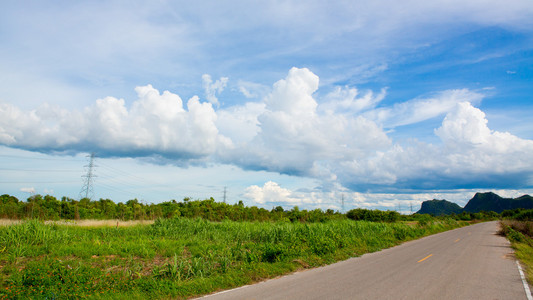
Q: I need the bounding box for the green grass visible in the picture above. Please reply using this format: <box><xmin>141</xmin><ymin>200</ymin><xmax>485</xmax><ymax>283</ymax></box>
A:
<box><xmin>500</xmin><ymin>220</ymin><xmax>533</xmax><ymax>284</ymax></box>
<box><xmin>0</xmin><ymin>218</ymin><xmax>466</xmax><ymax>299</ymax></box>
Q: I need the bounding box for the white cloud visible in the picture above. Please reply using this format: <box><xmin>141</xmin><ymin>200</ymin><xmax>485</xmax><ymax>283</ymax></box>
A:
<box><xmin>264</xmin><ymin>67</ymin><xmax>319</xmax><ymax>116</ymax></box>
<box><xmin>435</xmin><ymin>101</ymin><xmax>492</xmax><ymax>147</ymax></box>
<box><xmin>216</xmin><ymin>102</ymin><xmax>265</xmax><ymax>144</ymax></box>
<box><xmin>365</xmin><ymin>89</ymin><xmax>484</xmax><ymax>128</ymax></box>
<box><xmin>202</xmin><ymin>74</ymin><xmax>229</xmax><ymax>106</ymax></box>
<box><xmin>0</xmin><ymin>85</ymin><xmax>231</xmax><ymax>159</ymax></box>
<box><xmin>237</xmin><ymin>80</ymin><xmax>271</xmax><ymax>99</ymax></box>
<box><xmin>338</xmin><ymin>101</ymin><xmax>533</xmax><ymax>190</ymax></box>
<box><xmin>320</xmin><ymin>86</ymin><xmax>387</xmax><ymax>114</ymax></box>
<box><xmin>434</xmin><ymin>101</ymin><xmax>533</xmax><ymax>173</ymax></box>
<box><xmin>244</xmin><ymin>181</ymin><xmax>301</xmax><ymax>205</ymax></box>
<box><xmin>435</xmin><ymin>101</ymin><xmax>533</xmax><ymax>155</ymax></box>
<box><xmin>221</xmin><ymin>67</ymin><xmax>391</xmax><ymax>178</ymax></box>
<box><xmin>20</xmin><ymin>187</ymin><xmax>35</xmax><ymax>194</ymax></box>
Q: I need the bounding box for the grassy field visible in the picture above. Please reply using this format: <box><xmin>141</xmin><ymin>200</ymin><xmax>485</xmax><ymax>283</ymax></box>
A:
<box><xmin>0</xmin><ymin>218</ymin><xmax>466</xmax><ymax>299</ymax></box>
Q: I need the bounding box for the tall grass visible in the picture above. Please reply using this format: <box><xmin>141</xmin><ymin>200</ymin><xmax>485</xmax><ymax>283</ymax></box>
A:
<box><xmin>0</xmin><ymin>218</ymin><xmax>466</xmax><ymax>299</ymax></box>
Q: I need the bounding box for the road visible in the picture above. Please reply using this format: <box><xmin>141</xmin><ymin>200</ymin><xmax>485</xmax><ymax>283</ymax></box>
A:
<box><xmin>200</xmin><ymin>221</ymin><xmax>531</xmax><ymax>300</ymax></box>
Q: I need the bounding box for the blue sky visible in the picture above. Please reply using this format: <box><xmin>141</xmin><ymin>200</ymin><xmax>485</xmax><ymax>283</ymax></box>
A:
<box><xmin>1</xmin><ymin>0</ymin><xmax>533</xmax><ymax>212</ymax></box>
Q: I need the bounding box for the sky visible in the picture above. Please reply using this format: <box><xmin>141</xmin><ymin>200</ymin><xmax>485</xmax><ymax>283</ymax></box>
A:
<box><xmin>1</xmin><ymin>0</ymin><xmax>533</xmax><ymax>212</ymax></box>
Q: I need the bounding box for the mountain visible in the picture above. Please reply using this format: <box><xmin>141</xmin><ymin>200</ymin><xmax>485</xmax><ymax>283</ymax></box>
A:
<box><xmin>463</xmin><ymin>192</ymin><xmax>533</xmax><ymax>213</ymax></box>
<box><xmin>416</xmin><ymin>192</ymin><xmax>533</xmax><ymax>215</ymax></box>
<box><xmin>416</xmin><ymin>199</ymin><xmax>463</xmax><ymax>216</ymax></box>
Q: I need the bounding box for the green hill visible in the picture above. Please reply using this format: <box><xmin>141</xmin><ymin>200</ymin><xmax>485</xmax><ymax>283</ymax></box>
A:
<box><xmin>463</xmin><ymin>192</ymin><xmax>533</xmax><ymax>213</ymax></box>
<box><xmin>416</xmin><ymin>192</ymin><xmax>533</xmax><ymax>215</ymax></box>
<box><xmin>416</xmin><ymin>199</ymin><xmax>462</xmax><ymax>216</ymax></box>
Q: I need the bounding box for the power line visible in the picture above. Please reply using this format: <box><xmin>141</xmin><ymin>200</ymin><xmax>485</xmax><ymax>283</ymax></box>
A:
<box><xmin>96</xmin><ymin>181</ymin><xmax>142</xmax><ymax>199</ymax></box>
<box><xmin>98</xmin><ymin>162</ymin><xmax>151</xmax><ymax>183</ymax></box>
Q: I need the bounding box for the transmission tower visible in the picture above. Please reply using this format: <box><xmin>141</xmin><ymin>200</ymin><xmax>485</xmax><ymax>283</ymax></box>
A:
<box><xmin>341</xmin><ymin>194</ymin><xmax>345</xmax><ymax>213</ymax></box>
<box><xmin>80</xmin><ymin>152</ymin><xmax>97</xmax><ymax>200</ymax></box>
<box><xmin>223</xmin><ymin>186</ymin><xmax>227</xmax><ymax>204</ymax></box>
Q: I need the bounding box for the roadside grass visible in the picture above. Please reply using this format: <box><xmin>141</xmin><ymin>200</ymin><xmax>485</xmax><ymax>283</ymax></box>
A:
<box><xmin>500</xmin><ymin>220</ymin><xmax>533</xmax><ymax>284</ymax></box>
<box><xmin>0</xmin><ymin>218</ymin><xmax>467</xmax><ymax>299</ymax></box>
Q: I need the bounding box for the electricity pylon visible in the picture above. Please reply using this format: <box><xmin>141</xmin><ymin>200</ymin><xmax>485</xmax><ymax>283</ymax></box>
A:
<box><xmin>80</xmin><ymin>152</ymin><xmax>97</xmax><ymax>200</ymax></box>
<box><xmin>223</xmin><ymin>186</ymin><xmax>227</xmax><ymax>204</ymax></box>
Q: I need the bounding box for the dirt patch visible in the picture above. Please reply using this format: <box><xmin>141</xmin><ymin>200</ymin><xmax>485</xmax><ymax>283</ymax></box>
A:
<box><xmin>502</xmin><ymin>252</ymin><xmax>515</xmax><ymax>260</ymax></box>
<box><xmin>292</xmin><ymin>259</ymin><xmax>309</xmax><ymax>268</ymax></box>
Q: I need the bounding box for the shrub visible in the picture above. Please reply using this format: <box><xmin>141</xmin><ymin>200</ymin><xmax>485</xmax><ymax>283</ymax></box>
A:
<box><xmin>346</xmin><ymin>208</ymin><xmax>399</xmax><ymax>222</ymax></box>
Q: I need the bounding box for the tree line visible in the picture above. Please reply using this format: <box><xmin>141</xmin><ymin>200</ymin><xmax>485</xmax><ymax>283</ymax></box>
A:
<box><xmin>0</xmin><ymin>194</ymin><xmax>527</xmax><ymax>223</ymax></box>
<box><xmin>0</xmin><ymin>194</ymin><xmax>346</xmax><ymax>222</ymax></box>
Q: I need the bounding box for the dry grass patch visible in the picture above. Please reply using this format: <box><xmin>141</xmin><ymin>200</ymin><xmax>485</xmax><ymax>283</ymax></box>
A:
<box><xmin>0</xmin><ymin>219</ymin><xmax>23</xmax><ymax>226</ymax></box>
<box><xmin>73</xmin><ymin>219</ymin><xmax>154</xmax><ymax>227</ymax></box>
<box><xmin>0</xmin><ymin>219</ymin><xmax>154</xmax><ymax>227</ymax></box>
<box><xmin>49</xmin><ymin>219</ymin><xmax>154</xmax><ymax>227</ymax></box>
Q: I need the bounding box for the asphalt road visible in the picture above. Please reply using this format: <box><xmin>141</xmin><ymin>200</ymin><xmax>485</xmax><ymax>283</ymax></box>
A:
<box><xmin>200</xmin><ymin>221</ymin><xmax>531</xmax><ymax>300</ymax></box>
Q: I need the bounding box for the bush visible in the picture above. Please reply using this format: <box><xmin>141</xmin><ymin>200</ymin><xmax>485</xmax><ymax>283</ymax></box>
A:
<box><xmin>516</xmin><ymin>210</ymin><xmax>533</xmax><ymax>221</ymax></box>
<box><xmin>501</xmin><ymin>220</ymin><xmax>533</xmax><ymax>239</ymax></box>
<box><xmin>261</xmin><ymin>243</ymin><xmax>286</xmax><ymax>263</ymax></box>
<box><xmin>346</xmin><ymin>209</ymin><xmax>399</xmax><ymax>222</ymax></box>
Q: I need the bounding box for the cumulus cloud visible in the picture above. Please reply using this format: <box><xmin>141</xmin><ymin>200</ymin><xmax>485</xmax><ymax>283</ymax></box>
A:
<box><xmin>0</xmin><ymin>85</ymin><xmax>231</xmax><ymax>160</ymax></box>
<box><xmin>337</xmin><ymin>101</ymin><xmax>533</xmax><ymax>191</ymax></box>
<box><xmin>220</xmin><ymin>67</ymin><xmax>391</xmax><ymax>178</ymax></box>
<box><xmin>1</xmin><ymin>67</ymin><xmax>532</xmax><ymax>196</ymax></box>
<box><xmin>244</xmin><ymin>181</ymin><xmax>301</xmax><ymax>205</ymax></box>
<box><xmin>264</xmin><ymin>67</ymin><xmax>319</xmax><ymax>116</ymax></box>
<box><xmin>434</xmin><ymin>102</ymin><xmax>533</xmax><ymax>175</ymax></box>
<box><xmin>202</xmin><ymin>74</ymin><xmax>228</xmax><ymax>106</ymax></box>
<box><xmin>216</xmin><ymin>102</ymin><xmax>265</xmax><ymax>144</ymax></box>
<box><xmin>434</xmin><ymin>101</ymin><xmax>533</xmax><ymax>153</ymax></box>
<box><xmin>221</xmin><ymin>70</ymin><xmax>532</xmax><ymax>193</ymax></box>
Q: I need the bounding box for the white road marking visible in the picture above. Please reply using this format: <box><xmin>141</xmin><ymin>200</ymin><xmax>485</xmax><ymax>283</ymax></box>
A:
<box><xmin>517</xmin><ymin>260</ymin><xmax>533</xmax><ymax>300</ymax></box>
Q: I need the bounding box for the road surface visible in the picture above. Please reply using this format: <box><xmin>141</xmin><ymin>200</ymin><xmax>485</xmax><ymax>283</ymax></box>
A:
<box><xmin>200</xmin><ymin>221</ymin><xmax>531</xmax><ymax>300</ymax></box>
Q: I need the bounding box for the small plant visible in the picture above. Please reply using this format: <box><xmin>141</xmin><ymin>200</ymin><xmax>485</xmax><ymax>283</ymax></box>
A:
<box><xmin>157</xmin><ymin>253</ymin><xmax>182</xmax><ymax>280</ymax></box>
